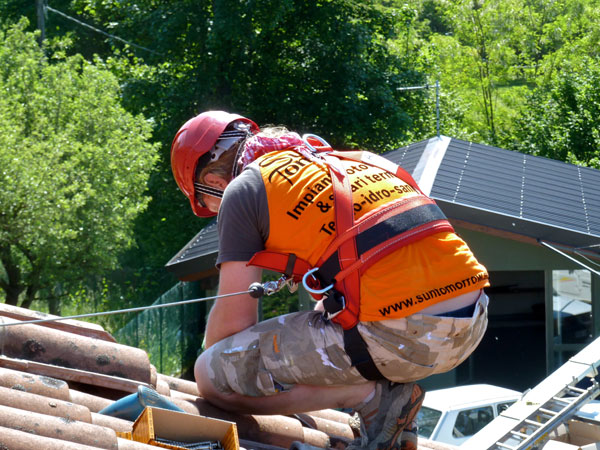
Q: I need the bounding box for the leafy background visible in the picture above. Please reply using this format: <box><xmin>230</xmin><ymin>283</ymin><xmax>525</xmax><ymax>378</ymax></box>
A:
<box><xmin>1</xmin><ymin>0</ymin><xmax>599</xmax><ymax>339</ymax></box>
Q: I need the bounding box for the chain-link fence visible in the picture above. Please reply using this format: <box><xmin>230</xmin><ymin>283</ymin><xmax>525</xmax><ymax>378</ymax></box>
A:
<box><xmin>114</xmin><ymin>275</ymin><xmax>312</xmax><ymax>378</ymax></box>
<box><xmin>114</xmin><ymin>280</ymin><xmax>214</xmax><ymax>378</ymax></box>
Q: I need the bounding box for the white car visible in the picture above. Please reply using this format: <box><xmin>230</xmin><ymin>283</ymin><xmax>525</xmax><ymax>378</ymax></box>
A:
<box><xmin>417</xmin><ymin>384</ymin><xmax>521</xmax><ymax>447</ymax></box>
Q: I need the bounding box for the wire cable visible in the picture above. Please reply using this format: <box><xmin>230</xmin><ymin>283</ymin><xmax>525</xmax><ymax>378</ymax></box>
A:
<box><xmin>45</xmin><ymin>5</ymin><xmax>162</xmax><ymax>56</ymax></box>
<box><xmin>0</xmin><ymin>290</ymin><xmax>252</xmax><ymax>328</ymax></box>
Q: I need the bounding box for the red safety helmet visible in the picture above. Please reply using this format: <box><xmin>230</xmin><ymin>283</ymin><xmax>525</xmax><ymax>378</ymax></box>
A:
<box><xmin>171</xmin><ymin>111</ymin><xmax>259</xmax><ymax>217</ymax></box>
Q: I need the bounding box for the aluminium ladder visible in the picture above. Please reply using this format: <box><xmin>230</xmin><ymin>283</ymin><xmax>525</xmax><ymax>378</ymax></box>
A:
<box><xmin>461</xmin><ymin>337</ymin><xmax>600</xmax><ymax>450</ymax></box>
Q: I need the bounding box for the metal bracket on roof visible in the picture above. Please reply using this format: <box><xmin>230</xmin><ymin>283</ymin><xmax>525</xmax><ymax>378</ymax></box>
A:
<box><xmin>411</xmin><ymin>135</ymin><xmax>451</xmax><ymax>196</ymax></box>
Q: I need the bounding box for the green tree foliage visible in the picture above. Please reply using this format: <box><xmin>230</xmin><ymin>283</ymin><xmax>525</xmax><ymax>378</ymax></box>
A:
<box><xmin>47</xmin><ymin>0</ymin><xmax>442</xmax><ymax>318</ymax></box>
<box><xmin>421</xmin><ymin>0</ymin><xmax>600</xmax><ymax>146</ymax></box>
<box><xmin>72</xmin><ymin>0</ymin><xmax>433</xmax><ymax>149</ymax></box>
<box><xmin>0</xmin><ymin>19</ymin><xmax>159</xmax><ymax>313</ymax></box>
<box><xmin>0</xmin><ymin>0</ymin><xmax>115</xmax><ymax>58</ymax></box>
<box><xmin>511</xmin><ymin>59</ymin><xmax>600</xmax><ymax>169</ymax></box>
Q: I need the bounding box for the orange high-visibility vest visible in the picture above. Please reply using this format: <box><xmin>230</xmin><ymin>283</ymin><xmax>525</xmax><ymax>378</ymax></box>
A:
<box><xmin>248</xmin><ymin>149</ymin><xmax>489</xmax><ymax>329</ymax></box>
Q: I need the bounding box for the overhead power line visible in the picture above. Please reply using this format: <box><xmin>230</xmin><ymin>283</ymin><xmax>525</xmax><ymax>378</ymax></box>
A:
<box><xmin>45</xmin><ymin>5</ymin><xmax>162</xmax><ymax>56</ymax></box>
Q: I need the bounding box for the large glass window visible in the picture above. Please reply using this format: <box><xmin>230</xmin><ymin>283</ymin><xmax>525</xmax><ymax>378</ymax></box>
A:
<box><xmin>552</xmin><ymin>270</ymin><xmax>592</xmax><ymax>346</ymax></box>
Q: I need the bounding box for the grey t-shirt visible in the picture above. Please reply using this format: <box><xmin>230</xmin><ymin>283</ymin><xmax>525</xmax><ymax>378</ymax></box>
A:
<box><xmin>216</xmin><ymin>164</ymin><xmax>270</xmax><ymax>266</ymax></box>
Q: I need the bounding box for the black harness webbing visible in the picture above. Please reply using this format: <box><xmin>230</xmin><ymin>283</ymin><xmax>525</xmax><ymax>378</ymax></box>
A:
<box><xmin>316</xmin><ymin>202</ymin><xmax>448</xmax><ymax>286</ymax></box>
<box><xmin>343</xmin><ymin>326</ymin><xmax>385</xmax><ymax>380</ymax></box>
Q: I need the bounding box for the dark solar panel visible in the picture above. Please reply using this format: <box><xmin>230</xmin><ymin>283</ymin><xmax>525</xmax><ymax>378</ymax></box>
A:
<box><xmin>385</xmin><ymin>140</ymin><xmax>425</xmax><ymax>173</ymax></box>
<box><xmin>427</xmin><ymin>139</ymin><xmax>600</xmax><ymax>240</ymax></box>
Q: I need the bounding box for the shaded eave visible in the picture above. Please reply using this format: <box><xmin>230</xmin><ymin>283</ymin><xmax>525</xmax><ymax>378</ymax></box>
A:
<box><xmin>439</xmin><ymin>199</ymin><xmax>600</xmax><ymax>260</ymax></box>
<box><xmin>166</xmin><ymin>221</ymin><xmax>219</xmax><ymax>281</ymax></box>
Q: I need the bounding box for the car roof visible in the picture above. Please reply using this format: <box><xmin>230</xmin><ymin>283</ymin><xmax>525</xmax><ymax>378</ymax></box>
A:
<box><xmin>422</xmin><ymin>384</ymin><xmax>522</xmax><ymax>412</ymax></box>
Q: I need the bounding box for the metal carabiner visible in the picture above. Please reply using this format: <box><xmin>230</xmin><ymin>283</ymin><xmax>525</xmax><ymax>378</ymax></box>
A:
<box><xmin>248</xmin><ymin>275</ymin><xmax>298</xmax><ymax>298</ymax></box>
<box><xmin>302</xmin><ymin>134</ymin><xmax>332</xmax><ymax>153</ymax></box>
<box><xmin>302</xmin><ymin>267</ymin><xmax>334</xmax><ymax>295</ymax></box>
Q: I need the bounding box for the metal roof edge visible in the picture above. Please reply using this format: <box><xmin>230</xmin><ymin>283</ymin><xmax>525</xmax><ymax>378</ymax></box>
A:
<box><xmin>437</xmin><ymin>199</ymin><xmax>600</xmax><ymax>255</ymax></box>
<box><xmin>165</xmin><ymin>220</ymin><xmax>218</xmax><ymax>270</ymax></box>
<box><xmin>411</xmin><ymin>135</ymin><xmax>451</xmax><ymax>195</ymax></box>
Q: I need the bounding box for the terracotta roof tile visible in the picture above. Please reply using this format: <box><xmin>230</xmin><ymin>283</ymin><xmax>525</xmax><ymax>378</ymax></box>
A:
<box><xmin>157</xmin><ymin>373</ymin><xmax>199</xmax><ymax>396</ymax></box>
<box><xmin>0</xmin><ymin>384</ymin><xmax>91</xmax><ymax>421</ymax></box>
<box><xmin>0</xmin><ymin>316</ymin><xmax>151</xmax><ymax>383</ymax></box>
<box><xmin>0</xmin><ymin>404</ymin><xmax>118</xmax><ymax>448</ymax></box>
<box><xmin>0</xmin><ymin>302</ymin><xmax>116</xmax><ymax>342</ymax></box>
<box><xmin>91</xmin><ymin>411</ymin><xmax>134</xmax><ymax>433</ymax></box>
<box><xmin>70</xmin><ymin>388</ymin><xmax>113</xmax><ymax>412</ymax></box>
<box><xmin>0</xmin><ymin>426</ymin><xmax>105</xmax><ymax>450</ymax></box>
<box><xmin>0</xmin><ymin>310</ymin><xmax>453</xmax><ymax>450</ymax></box>
<box><xmin>0</xmin><ymin>366</ymin><xmax>71</xmax><ymax>399</ymax></box>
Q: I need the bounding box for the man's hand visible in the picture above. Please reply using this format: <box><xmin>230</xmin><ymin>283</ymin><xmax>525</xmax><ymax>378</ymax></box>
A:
<box><xmin>204</xmin><ymin>261</ymin><xmax>263</xmax><ymax>348</ymax></box>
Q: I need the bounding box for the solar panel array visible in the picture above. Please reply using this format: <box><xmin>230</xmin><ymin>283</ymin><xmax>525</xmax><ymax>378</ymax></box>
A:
<box><xmin>431</xmin><ymin>138</ymin><xmax>599</xmax><ymax>237</ymax></box>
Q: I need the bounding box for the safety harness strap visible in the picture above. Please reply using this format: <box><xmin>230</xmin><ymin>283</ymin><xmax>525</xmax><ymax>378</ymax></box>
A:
<box><xmin>344</xmin><ymin>326</ymin><xmax>385</xmax><ymax>381</ymax></box>
<box><xmin>247</xmin><ymin>148</ymin><xmax>453</xmax><ymax>381</ymax></box>
<box><xmin>316</xmin><ymin>202</ymin><xmax>453</xmax><ymax>287</ymax></box>
<box><xmin>315</xmin><ymin>195</ymin><xmax>446</xmax><ymax>266</ymax></box>
<box><xmin>319</xmin><ymin>154</ymin><xmax>384</xmax><ymax>380</ymax></box>
<box><xmin>247</xmin><ymin>252</ymin><xmax>312</xmax><ymax>282</ymax></box>
<box><xmin>323</xmin><ymin>154</ymin><xmax>361</xmax><ymax>329</ymax></box>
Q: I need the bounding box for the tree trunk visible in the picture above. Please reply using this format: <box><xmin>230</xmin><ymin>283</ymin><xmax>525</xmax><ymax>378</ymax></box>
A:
<box><xmin>48</xmin><ymin>296</ymin><xmax>61</xmax><ymax>316</ymax></box>
<box><xmin>2</xmin><ymin>284</ymin><xmax>22</xmax><ymax>306</ymax></box>
<box><xmin>20</xmin><ymin>285</ymin><xmax>37</xmax><ymax>310</ymax></box>
<box><xmin>0</xmin><ymin>248</ymin><xmax>25</xmax><ymax>306</ymax></box>
<box><xmin>472</xmin><ymin>6</ymin><xmax>496</xmax><ymax>143</ymax></box>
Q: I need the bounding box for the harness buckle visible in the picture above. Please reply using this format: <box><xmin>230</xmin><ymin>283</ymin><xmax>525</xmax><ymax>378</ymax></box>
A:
<box><xmin>301</xmin><ymin>134</ymin><xmax>332</xmax><ymax>152</ymax></box>
<box><xmin>323</xmin><ymin>291</ymin><xmax>346</xmax><ymax>321</ymax></box>
<box><xmin>302</xmin><ymin>267</ymin><xmax>333</xmax><ymax>294</ymax></box>
<box><xmin>301</xmin><ymin>268</ymin><xmax>346</xmax><ymax>320</ymax></box>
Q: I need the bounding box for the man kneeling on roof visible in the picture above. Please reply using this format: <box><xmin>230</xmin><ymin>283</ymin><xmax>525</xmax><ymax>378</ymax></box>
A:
<box><xmin>171</xmin><ymin>111</ymin><xmax>490</xmax><ymax>450</ymax></box>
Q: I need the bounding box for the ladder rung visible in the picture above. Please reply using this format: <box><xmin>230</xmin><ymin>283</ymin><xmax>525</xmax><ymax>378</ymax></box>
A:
<box><xmin>495</xmin><ymin>441</ymin><xmax>518</xmax><ymax>450</ymax></box>
<box><xmin>539</xmin><ymin>408</ymin><xmax>559</xmax><ymax>416</ymax></box>
<box><xmin>525</xmin><ymin>419</ymin><xmax>544</xmax><ymax>427</ymax></box>
<box><xmin>510</xmin><ymin>430</ymin><xmax>529</xmax><ymax>439</ymax></box>
<box><xmin>568</xmin><ymin>386</ymin><xmax>587</xmax><ymax>394</ymax></box>
<box><xmin>552</xmin><ymin>396</ymin><xmax>573</xmax><ymax>404</ymax></box>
